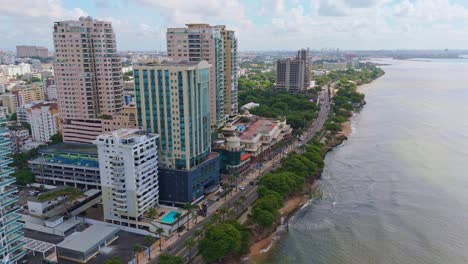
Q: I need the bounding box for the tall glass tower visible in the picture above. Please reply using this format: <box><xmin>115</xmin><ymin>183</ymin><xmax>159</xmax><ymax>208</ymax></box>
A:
<box><xmin>0</xmin><ymin>120</ymin><xmax>26</xmax><ymax>263</ymax></box>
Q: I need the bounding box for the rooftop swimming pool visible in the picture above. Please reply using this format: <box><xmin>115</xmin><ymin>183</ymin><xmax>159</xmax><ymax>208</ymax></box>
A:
<box><xmin>160</xmin><ymin>211</ymin><xmax>180</xmax><ymax>225</ymax></box>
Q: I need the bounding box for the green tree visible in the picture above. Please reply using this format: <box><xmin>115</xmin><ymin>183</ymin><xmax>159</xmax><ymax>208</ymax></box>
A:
<box><xmin>48</xmin><ymin>133</ymin><xmax>63</xmax><ymax>145</ymax></box>
<box><xmin>9</xmin><ymin>113</ymin><xmax>17</xmax><ymax>121</ymax></box>
<box><xmin>145</xmin><ymin>207</ymin><xmax>158</xmax><ymax>219</ymax></box>
<box><xmin>157</xmin><ymin>253</ymin><xmax>184</xmax><ymax>264</ymax></box>
<box><xmin>199</xmin><ymin>223</ymin><xmax>241</xmax><ymax>263</ymax></box>
<box><xmin>252</xmin><ymin>207</ymin><xmax>276</xmax><ymax>227</ymax></box>
<box><xmin>13</xmin><ymin>170</ymin><xmax>34</xmax><ymax>186</ymax></box>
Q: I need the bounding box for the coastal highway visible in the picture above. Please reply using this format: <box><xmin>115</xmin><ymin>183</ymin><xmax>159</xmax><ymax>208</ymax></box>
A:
<box><xmin>299</xmin><ymin>84</ymin><xmax>331</xmax><ymax>147</ymax></box>
<box><xmin>163</xmin><ymin>85</ymin><xmax>331</xmax><ymax>263</ymax></box>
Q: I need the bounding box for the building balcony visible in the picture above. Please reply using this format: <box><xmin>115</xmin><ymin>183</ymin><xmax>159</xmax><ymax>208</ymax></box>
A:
<box><xmin>0</xmin><ymin>167</ymin><xmax>15</xmax><ymax>177</ymax></box>
<box><xmin>7</xmin><ymin>231</ymin><xmax>24</xmax><ymax>246</ymax></box>
<box><xmin>0</xmin><ymin>187</ymin><xmax>17</xmax><ymax>199</ymax></box>
<box><xmin>5</xmin><ymin>222</ymin><xmax>23</xmax><ymax>236</ymax></box>
<box><xmin>0</xmin><ymin>213</ymin><xmax>21</xmax><ymax>229</ymax></box>
<box><xmin>0</xmin><ymin>177</ymin><xmax>16</xmax><ymax>187</ymax></box>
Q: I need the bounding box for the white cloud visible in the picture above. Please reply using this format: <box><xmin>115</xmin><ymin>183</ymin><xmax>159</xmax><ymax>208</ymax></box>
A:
<box><xmin>2</xmin><ymin>0</ymin><xmax>468</xmax><ymax>50</ymax></box>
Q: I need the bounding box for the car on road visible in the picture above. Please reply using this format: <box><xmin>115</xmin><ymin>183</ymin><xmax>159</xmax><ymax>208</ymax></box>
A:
<box><xmin>239</xmin><ymin>186</ymin><xmax>245</xmax><ymax>191</ymax></box>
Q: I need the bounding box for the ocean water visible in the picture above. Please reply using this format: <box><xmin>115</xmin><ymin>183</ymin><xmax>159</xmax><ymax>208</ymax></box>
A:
<box><xmin>266</xmin><ymin>59</ymin><xmax>468</xmax><ymax>264</ymax></box>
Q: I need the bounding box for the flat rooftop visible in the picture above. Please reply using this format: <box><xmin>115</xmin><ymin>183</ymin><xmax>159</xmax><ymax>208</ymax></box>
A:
<box><xmin>57</xmin><ymin>224</ymin><xmax>119</xmax><ymax>253</ymax></box>
<box><xmin>238</xmin><ymin>118</ymin><xmax>277</xmax><ymax>140</ymax></box>
<box><xmin>31</xmin><ymin>155</ymin><xmax>99</xmax><ymax>168</ymax></box>
<box><xmin>39</xmin><ymin>143</ymin><xmax>97</xmax><ymax>156</ymax></box>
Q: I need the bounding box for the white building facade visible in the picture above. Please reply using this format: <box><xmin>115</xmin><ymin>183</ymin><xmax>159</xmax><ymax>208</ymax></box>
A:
<box><xmin>29</xmin><ymin>102</ymin><xmax>60</xmax><ymax>143</ymax></box>
<box><xmin>95</xmin><ymin>128</ymin><xmax>159</xmax><ymax>229</ymax></box>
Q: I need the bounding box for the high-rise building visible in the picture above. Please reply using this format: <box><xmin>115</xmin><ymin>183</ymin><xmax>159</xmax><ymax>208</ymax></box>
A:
<box><xmin>95</xmin><ymin>128</ymin><xmax>159</xmax><ymax>228</ymax></box>
<box><xmin>134</xmin><ymin>61</ymin><xmax>220</xmax><ymax>204</ymax></box>
<box><xmin>16</xmin><ymin>45</ymin><xmax>49</xmax><ymax>58</ymax></box>
<box><xmin>0</xmin><ymin>120</ymin><xmax>26</xmax><ymax>263</ymax></box>
<box><xmin>224</xmin><ymin>30</ymin><xmax>239</xmax><ymax>116</ymax></box>
<box><xmin>276</xmin><ymin>48</ymin><xmax>311</xmax><ymax>93</ymax></box>
<box><xmin>53</xmin><ymin>16</ymin><xmax>125</xmax><ymax>143</ymax></box>
<box><xmin>167</xmin><ymin>24</ymin><xmax>239</xmax><ymax>128</ymax></box>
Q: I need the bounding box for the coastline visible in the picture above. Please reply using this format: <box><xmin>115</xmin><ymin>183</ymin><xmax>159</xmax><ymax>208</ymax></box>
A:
<box><xmin>245</xmin><ymin>76</ymin><xmax>378</xmax><ymax>263</ymax></box>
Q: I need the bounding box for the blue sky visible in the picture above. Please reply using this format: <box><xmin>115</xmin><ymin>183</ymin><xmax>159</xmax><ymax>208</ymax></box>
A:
<box><xmin>2</xmin><ymin>0</ymin><xmax>468</xmax><ymax>51</ymax></box>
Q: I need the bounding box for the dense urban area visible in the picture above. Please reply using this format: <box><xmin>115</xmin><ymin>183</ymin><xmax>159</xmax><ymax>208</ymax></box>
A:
<box><xmin>0</xmin><ymin>16</ymin><xmax>390</xmax><ymax>264</ymax></box>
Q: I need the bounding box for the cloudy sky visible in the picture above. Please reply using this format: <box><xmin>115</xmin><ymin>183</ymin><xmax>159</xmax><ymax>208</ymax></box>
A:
<box><xmin>1</xmin><ymin>0</ymin><xmax>468</xmax><ymax>51</ymax></box>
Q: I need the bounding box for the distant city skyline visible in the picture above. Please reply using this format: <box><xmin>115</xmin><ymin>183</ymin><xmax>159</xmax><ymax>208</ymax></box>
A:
<box><xmin>2</xmin><ymin>0</ymin><xmax>468</xmax><ymax>51</ymax></box>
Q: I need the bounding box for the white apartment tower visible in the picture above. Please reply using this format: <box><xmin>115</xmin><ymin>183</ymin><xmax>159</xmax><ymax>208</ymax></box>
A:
<box><xmin>95</xmin><ymin>128</ymin><xmax>159</xmax><ymax>229</ymax></box>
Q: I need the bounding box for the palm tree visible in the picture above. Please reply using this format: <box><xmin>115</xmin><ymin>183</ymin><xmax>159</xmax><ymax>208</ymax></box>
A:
<box><xmin>227</xmin><ymin>209</ymin><xmax>236</xmax><ymax>220</ymax></box>
<box><xmin>145</xmin><ymin>207</ymin><xmax>158</xmax><ymax>219</ymax></box>
<box><xmin>191</xmin><ymin>206</ymin><xmax>199</xmax><ymax>225</ymax></box>
<box><xmin>228</xmin><ymin>175</ymin><xmax>237</xmax><ymax>192</ymax></box>
<box><xmin>183</xmin><ymin>203</ymin><xmax>193</xmax><ymax>230</ymax></box>
<box><xmin>219</xmin><ymin>206</ymin><xmax>228</xmax><ymax>222</ymax></box>
<box><xmin>193</xmin><ymin>229</ymin><xmax>202</xmax><ymax>244</ymax></box>
<box><xmin>234</xmin><ymin>200</ymin><xmax>242</xmax><ymax>217</ymax></box>
<box><xmin>233</xmin><ymin>172</ymin><xmax>240</xmax><ymax>190</ymax></box>
<box><xmin>239</xmin><ymin>195</ymin><xmax>247</xmax><ymax>210</ymax></box>
<box><xmin>144</xmin><ymin>236</ymin><xmax>154</xmax><ymax>260</ymax></box>
<box><xmin>156</xmin><ymin>228</ymin><xmax>164</xmax><ymax>251</ymax></box>
<box><xmin>175</xmin><ymin>212</ymin><xmax>183</xmax><ymax>237</ymax></box>
<box><xmin>184</xmin><ymin>238</ymin><xmax>196</xmax><ymax>261</ymax></box>
<box><xmin>211</xmin><ymin>213</ymin><xmax>221</xmax><ymax>224</ymax></box>
<box><xmin>133</xmin><ymin>244</ymin><xmax>144</xmax><ymax>264</ymax></box>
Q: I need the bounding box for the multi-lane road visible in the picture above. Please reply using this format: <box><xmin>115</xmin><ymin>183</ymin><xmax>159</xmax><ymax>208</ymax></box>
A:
<box><xmin>163</xmin><ymin>85</ymin><xmax>331</xmax><ymax>263</ymax></box>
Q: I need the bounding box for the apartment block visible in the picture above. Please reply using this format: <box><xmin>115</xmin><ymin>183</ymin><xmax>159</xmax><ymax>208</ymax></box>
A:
<box><xmin>276</xmin><ymin>48</ymin><xmax>311</xmax><ymax>93</ymax></box>
<box><xmin>95</xmin><ymin>128</ymin><xmax>159</xmax><ymax>229</ymax></box>
<box><xmin>29</xmin><ymin>102</ymin><xmax>60</xmax><ymax>143</ymax></box>
<box><xmin>2</xmin><ymin>94</ymin><xmax>17</xmax><ymax>114</ymax></box>
<box><xmin>16</xmin><ymin>45</ymin><xmax>48</xmax><ymax>58</ymax></box>
<box><xmin>134</xmin><ymin>61</ymin><xmax>220</xmax><ymax>204</ymax></box>
<box><xmin>53</xmin><ymin>17</ymin><xmax>124</xmax><ymax>143</ymax></box>
<box><xmin>0</xmin><ymin>120</ymin><xmax>27</xmax><ymax>264</ymax></box>
<box><xmin>0</xmin><ymin>63</ymin><xmax>32</xmax><ymax>77</ymax></box>
<box><xmin>167</xmin><ymin>24</ymin><xmax>238</xmax><ymax>127</ymax></box>
<box><xmin>12</xmin><ymin>84</ymin><xmax>45</xmax><ymax>108</ymax></box>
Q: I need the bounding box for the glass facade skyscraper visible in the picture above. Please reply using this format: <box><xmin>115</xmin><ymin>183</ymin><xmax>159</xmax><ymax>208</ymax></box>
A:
<box><xmin>134</xmin><ymin>61</ymin><xmax>219</xmax><ymax>204</ymax></box>
<box><xmin>0</xmin><ymin>120</ymin><xmax>26</xmax><ymax>264</ymax></box>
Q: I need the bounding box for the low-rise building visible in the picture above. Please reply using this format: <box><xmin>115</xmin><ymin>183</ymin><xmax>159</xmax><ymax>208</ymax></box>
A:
<box><xmin>223</xmin><ymin>117</ymin><xmax>292</xmax><ymax>162</ymax></box>
<box><xmin>323</xmin><ymin>61</ymin><xmax>348</xmax><ymax>71</ymax></box>
<box><xmin>56</xmin><ymin>224</ymin><xmax>119</xmax><ymax>263</ymax></box>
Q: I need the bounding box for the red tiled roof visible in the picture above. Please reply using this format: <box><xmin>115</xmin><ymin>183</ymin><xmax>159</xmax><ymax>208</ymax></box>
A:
<box><xmin>240</xmin><ymin>153</ymin><xmax>251</xmax><ymax>161</ymax></box>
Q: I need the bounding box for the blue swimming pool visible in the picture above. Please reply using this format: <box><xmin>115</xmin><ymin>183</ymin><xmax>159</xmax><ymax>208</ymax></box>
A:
<box><xmin>160</xmin><ymin>211</ymin><xmax>180</xmax><ymax>224</ymax></box>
